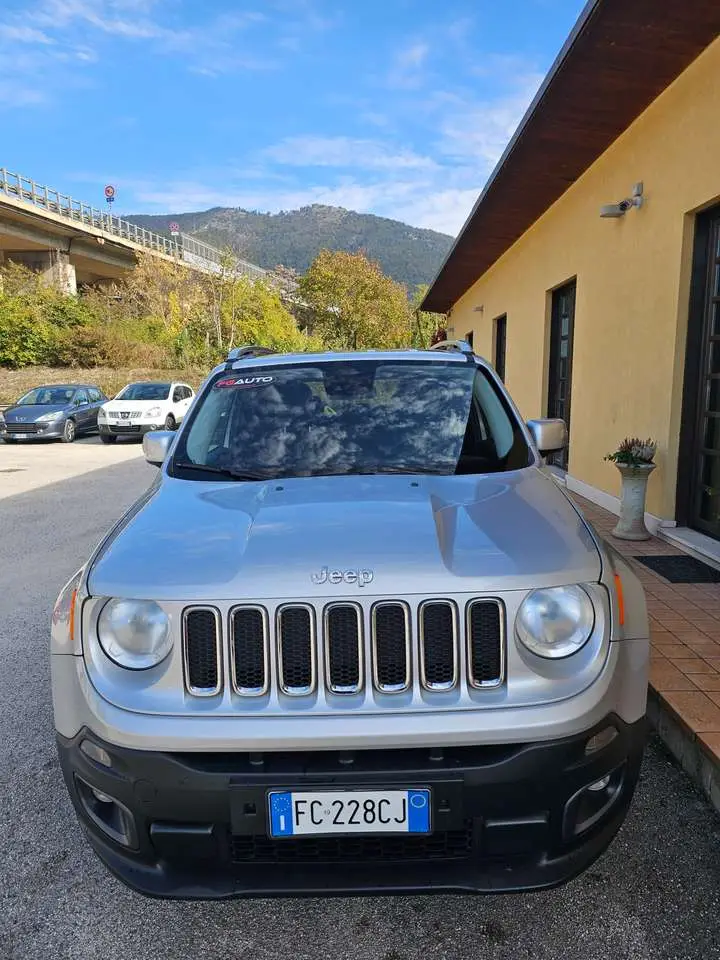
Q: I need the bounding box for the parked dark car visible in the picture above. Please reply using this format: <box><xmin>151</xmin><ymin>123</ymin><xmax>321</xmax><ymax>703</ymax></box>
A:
<box><xmin>0</xmin><ymin>384</ymin><xmax>107</xmax><ymax>443</ymax></box>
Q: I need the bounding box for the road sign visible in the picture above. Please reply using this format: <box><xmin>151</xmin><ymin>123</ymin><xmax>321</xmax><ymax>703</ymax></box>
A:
<box><xmin>169</xmin><ymin>221</ymin><xmax>180</xmax><ymax>236</ymax></box>
<box><xmin>104</xmin><ymin>184</ymin><xmax>116</xmax><ymax>199</ymax></box>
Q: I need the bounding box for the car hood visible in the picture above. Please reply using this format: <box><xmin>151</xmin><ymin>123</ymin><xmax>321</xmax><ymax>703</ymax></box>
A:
<box><xmin>88</xmin><ymin>468</ymin><xmax>602</xmax><ymax>601</ymax></box>
<box><xmin>4</xmin><ymin>404</ymin><xmax>67</xmax><ymax>421</ymax></box>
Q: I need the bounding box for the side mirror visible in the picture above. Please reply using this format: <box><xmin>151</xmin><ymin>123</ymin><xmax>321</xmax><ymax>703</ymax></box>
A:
<box><xmin>527</xmin><ymin>418</ymin><xmax>568</xmax><ymax>456</ymax></box>
<box><xmin>143</xmin><ymin>430</ymin><xmax>174</xmax><ymax>467</ymax></box>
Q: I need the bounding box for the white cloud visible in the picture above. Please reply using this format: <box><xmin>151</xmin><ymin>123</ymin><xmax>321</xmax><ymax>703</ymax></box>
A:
<box><xmin>0</xmin><ymin>24</ymin><xmax>56</xmax><ymax>44</ymax></box>
<box><xmin>437</xmin><ymin>73</ymin><xmax>544</xmax><ymax>167</ymax></box>
<box><xmin>263</xmin><ymin>137</ymin><xmax>437</xmax><ymax>172</ymax></box>
<box><xmin>396</xmin><ymin>42</ymin><xmax>429</xmax><ymax>70</ymax></box>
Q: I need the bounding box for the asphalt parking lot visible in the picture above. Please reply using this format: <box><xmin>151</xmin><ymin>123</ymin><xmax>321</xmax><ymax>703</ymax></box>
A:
<box><xmin>0</xmin><ymin>444</ymin><xmax>719</xmax><ymax>960</ymax></box>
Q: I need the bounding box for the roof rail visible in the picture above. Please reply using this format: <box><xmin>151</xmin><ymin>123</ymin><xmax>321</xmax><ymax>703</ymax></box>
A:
<box><xmin>225</xmin><ymin>344</ymin><xmax>276</xmax><ymax>364</ymax></box>
<box><xmin>429</xmin><ymin>340</ymin><xmax>475</xmax><ymax>357</ymax></box>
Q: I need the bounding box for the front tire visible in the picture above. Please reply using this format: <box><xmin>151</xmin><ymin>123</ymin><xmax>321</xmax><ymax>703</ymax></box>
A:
<box><xmin>100</xmin><ymin>434</ymin><xmax>117</xmax><ymax>445</ymax></box>
<box><xmin>164</xmin><ymin>414</ymin><xmax>176</xmax><ymax>431</ymax></box>
<box><xmin>61</xmin><ymin>419</ymin><xmax>76</xmax><ymax>443</ymax></box>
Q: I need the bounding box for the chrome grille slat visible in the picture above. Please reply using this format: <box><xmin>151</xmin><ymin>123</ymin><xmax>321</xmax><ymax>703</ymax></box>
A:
<box><xmin>324</xmin><ymin>603</ymin><xmax>363</xmax><ymax>694</ymax></box>
<box><xmin>277</xmin><ymin>605</ymin><xmax>316</xmax><ymax>696</ymax></box>
<box><xmin>230</xmin><ymin>606</ymin><xmax>269</xmax><ymax>696</ymax></box>
<box><xmin>419</xmin><ymin>601</ymin><xmax>458</xmax><ymax>690</ymax></box>
<box><xmin>183</xmin><ymin>607</ymin><xmax>221</xmax><ymax>696</ymax></box>
<box><xmin>467</xmin><ymin>600</ymin><xmax>504</xmax><ymax>688</ymax></box>
<box><xmin>372</xmin><ymin>602</ymin><xmax>411</xmax><ymax>692</ymax></box>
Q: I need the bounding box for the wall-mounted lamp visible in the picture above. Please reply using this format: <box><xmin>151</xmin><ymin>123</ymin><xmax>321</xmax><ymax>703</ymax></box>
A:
<box><xmin>600</xmin><ymin>182</ymin><xmax>644</xmax><ymax>219</ymax></box>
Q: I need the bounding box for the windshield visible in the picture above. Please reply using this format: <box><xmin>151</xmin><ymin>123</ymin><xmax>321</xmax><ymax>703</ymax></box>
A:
<box><xmin>16</xmin><ymin>387</ymin><xmax>76</xmax><ymax>406</ymax></box>
<box><xmin>172</xmin><ymin>360</ymin><xmax>529</xmax><ymax>481</ymax></box>
<box><xmin>116</xmin><ymin>383</ymin><xmax>171</xmax><ymax>401</ymax></box>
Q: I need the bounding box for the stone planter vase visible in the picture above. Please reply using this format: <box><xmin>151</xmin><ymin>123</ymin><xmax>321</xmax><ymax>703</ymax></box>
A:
<box><xmin>611</xmin><ymin>462</ymin><xmax>656</xmax><ymax>540</ymax></box>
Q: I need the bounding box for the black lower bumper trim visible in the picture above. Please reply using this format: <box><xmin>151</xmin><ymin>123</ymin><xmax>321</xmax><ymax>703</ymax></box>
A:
<box><xmin>57</xmin><ymin>715</ymin><xmax>646</xmax><ymax>899</ymax></box>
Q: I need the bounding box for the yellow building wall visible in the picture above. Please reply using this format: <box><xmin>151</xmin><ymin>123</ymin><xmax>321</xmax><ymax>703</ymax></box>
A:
<box><xmin>447</xmin><ymin>37</ymin><xmax>720</xmax><ymax>521</ymax></box>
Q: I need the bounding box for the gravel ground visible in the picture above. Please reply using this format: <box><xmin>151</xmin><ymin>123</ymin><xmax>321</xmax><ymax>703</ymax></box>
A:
<box><xmin>0</xmin><ymin>459</ymin><xmax>718</xmax><ymax>960</ymax></box>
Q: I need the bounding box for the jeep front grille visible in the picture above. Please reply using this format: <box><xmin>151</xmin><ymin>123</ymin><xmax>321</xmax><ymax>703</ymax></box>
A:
<box><xmin>277</xmin><ymin>605</ymin><xmax>315</xmax><ymax>695</ymax></box>
<box><xmin>324</xmin><ymin>603</ymin><xmax>363</xmax><ymax>693</ymax></box>
<box><xmin>419</xmin><ymin>601</ymin><xmax>458</xmax><ymax>690</ymax></box>
<box><xmin>183</xmin><ymin>608</ymin><xmax>221</xmax><ymax>695</ymax></box>
<box><xmin>467</xmin><ymin>600</ymin><xmax>504</xmax><ymax>688</ymax></box>
<box><xmin>181</xmin><ymin>597</ymin><xmax>504</xmax><ymax>701</ymax></box>
<box><xmin>230</xmin><ymin>606</ymin><xmax>268</xmax><ymax>696</ymax></box>
<box><xmin>372</xmin><ymin>602</ymin><xmax>410</xmax><ymax>692</ymax></box>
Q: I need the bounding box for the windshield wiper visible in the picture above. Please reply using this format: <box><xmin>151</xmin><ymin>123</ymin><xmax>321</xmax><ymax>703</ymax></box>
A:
<box><xmin>173</xmin><ymin>461</ymin><xmax>274</xmax><ymax>482</ymax></box>
<box><xmin>345</xmin><ymin>465</ymin><xmax>452</xmax><ymax>476</ymax></box>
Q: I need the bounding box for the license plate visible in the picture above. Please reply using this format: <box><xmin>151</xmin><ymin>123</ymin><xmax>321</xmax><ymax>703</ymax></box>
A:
<box><xmin>268</xmin><ymin>789</ymin><xmax>431</xmax><ymax>837</ymax></box>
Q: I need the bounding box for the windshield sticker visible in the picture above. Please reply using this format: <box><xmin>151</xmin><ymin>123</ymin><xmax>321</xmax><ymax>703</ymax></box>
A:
<box><xmin>215</xmin><ymin>376</ymin><xmax>275</xmax><ymax>389</ymax></box>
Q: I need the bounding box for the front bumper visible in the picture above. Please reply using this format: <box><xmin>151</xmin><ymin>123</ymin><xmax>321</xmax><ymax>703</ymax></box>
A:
<box><xmin>99</xmin><ymin>422</ymin><xmax>160</xmax><ymax>437</ymax></box>
<box><xmin>0</xmin><ymin>420</ymin><xmax>66</xmax><ymax>439</ymax></box>
<box><xmin>57</xmin><ymin>715</ymin><xmax>646</xmax><ymax>899</ymax></box>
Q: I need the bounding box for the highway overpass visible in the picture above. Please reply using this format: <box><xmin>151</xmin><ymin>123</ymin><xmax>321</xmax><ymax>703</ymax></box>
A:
<box><xmin>0</xmin><ymin>167</ymin><xmax>269</xmax><ymax>294</ymax></box>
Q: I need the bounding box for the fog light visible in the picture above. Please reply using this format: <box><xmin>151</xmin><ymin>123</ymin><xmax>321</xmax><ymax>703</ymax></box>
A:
<box><xmin>585</xmin><ymin>726</ymin><xmax>618</xmax><ymax>755</ymax></box>
<box><xmin>587</xmin><ymin>774</ymin><xmax>611</xmax><ymax>792</ymax></box>
<box><xmin>90</xmin><ymin>787</ymin><xmax>114</xmax><ymax>804</ymax></box>
<box><xmin>80</xmin><ymin>739</ymin><xmax>113</xmax><ymax>767</ymax></box>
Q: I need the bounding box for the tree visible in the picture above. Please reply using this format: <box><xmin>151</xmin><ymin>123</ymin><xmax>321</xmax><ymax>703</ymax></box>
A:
<box><xmin>410</xmin><ymin>284</ymin><xmax>446</xmax><ymax>349</ymax></box>
<box><xmin>298</xmin><ymin>250</ymin><xmax>413</xmax><ymax>350</ymax></box>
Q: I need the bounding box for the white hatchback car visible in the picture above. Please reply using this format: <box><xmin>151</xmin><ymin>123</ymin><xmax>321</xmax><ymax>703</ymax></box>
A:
<box><xmin>97</xmin><ymin>381</ymin><xmax>194</xmax><ymax>443</ymax></box>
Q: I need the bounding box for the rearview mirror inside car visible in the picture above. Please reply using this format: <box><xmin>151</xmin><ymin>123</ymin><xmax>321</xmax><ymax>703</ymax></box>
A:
<box><xmin>143</xmin><ymin>431</ymin><xmax>174</xmax><ymax>467</ymax></box>
<box><xmin>526</xmin><ymin>418</ymin><xmax>568</xmax><ymax>456</ymax></box>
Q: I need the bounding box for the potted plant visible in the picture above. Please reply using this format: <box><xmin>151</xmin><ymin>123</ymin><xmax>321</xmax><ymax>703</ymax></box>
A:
<box><xmin>605</xmin><ymin>437</ymin><xmax>657</xmax><ymax>540</ymax></box>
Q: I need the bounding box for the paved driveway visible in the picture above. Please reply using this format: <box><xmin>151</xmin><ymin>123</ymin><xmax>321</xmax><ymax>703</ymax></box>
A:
<box><xmin>0</xmin><ymin>434</ymin><xmax>143</xmax><ymax>500</ymax></box>
<box><xmin>0</xmin><ymin>459</ymin><xmax>719</xmax><ymax>960</ymax></box>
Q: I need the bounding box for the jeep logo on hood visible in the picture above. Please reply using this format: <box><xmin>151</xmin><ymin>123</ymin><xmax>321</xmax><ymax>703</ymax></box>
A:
<box><xmin>311</xmin><ymin>567</ymin><xmax>374</xmax><ymax>587</ymax></box>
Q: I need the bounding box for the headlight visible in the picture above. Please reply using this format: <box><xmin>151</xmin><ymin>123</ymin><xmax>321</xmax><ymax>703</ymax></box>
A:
<box><xmin>37</xmin><ymin>411</ymin><xmax>64</xmax><ymax>422</ymax></box>
<box><xmin>97</xmin><ymin>408</ymin><xmax>107</xmax><ymax>419</ymax></box>
<box><xmin>0</xmin><ymin>412</ymin><xmax>5</xmax><ymax>423</ymax></box>
<box><xmin>146</xmin><ymin>406</ymin><xmax>162</xmax><ymax>417</ymax></box>
<box><xmin>516</xmin><ymin>585</ymin><xmax>594</xmax><ymax>659</ymax></box>
<box><xmin>97</xmin><ymin>598</ymin><xmax>172</xmax><ymax>670</ymax></box>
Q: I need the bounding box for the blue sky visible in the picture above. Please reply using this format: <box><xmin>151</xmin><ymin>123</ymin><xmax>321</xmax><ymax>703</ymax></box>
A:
<box><xmin>1</xmin><ymin>0</ymin><xmax>586</xmax><ymax>235</ymax></box>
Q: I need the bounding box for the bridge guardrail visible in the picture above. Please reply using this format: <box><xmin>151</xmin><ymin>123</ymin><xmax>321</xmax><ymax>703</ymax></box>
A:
<box><xmin>0</xmin><ymin>168</ymin><xmax>277</xmax><ymax>282</ymax></box>
<box><xmin>0</xmin><ymin>167</ymin><xmax>184</xmax><ymax>258</ymax></box>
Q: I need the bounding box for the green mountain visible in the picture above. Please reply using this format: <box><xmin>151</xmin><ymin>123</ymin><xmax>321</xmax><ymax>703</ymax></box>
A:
<box><xmin>127</xmin><ymin>204</ymin><xmax>453</xmax><ymax>289</ymax></box>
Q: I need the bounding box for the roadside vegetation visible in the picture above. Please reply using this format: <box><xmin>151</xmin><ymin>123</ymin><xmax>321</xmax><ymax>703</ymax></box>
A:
<box><xmin>0</xmin><ymin>248</ymin><xmax>445</xmax><ymax>403</ymax></box>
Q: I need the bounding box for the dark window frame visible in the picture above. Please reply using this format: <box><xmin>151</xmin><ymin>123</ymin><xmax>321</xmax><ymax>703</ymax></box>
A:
<box><xmin>493</xmin><ymin>314</ymin><xmax>507</xmax><ymax>382</ymax></box>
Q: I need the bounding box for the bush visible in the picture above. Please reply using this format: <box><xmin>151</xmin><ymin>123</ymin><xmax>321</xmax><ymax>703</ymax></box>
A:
<box><xmin>0</xmin><ymin>299</ymin><xmax>55</xmax><ymax>368</ymax></box>
<box><xmin>44</xmin><ymin>325</ymin><xmax>169</xmax><ymax>369</ymax></box>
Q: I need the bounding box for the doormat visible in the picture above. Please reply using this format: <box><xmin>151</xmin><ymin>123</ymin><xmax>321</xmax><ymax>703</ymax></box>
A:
<box><xmin>634</xmin><ymin>554</ymin><xmax>720</xmax><ymax>583</ymax></box>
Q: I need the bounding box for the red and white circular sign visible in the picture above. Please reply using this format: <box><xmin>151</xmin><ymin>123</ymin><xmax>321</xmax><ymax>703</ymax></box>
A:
<box><xmin>104</xmin><ymin>184</ymin><xmax>116</xmax><ymax>199</ymax></box>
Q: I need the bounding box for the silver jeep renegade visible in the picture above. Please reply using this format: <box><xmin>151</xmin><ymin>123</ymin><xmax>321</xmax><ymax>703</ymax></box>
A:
<box><xmin>51</xmin><ymin>342</ymin><xmax>649</xmax><ymax>898</ymax></box>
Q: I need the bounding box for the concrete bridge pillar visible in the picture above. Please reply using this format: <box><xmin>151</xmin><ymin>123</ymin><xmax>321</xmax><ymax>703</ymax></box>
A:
<box><xmin>5</xmin><ymin>249</ymin><xmax>77</xmax><ymax>295</ymax></box>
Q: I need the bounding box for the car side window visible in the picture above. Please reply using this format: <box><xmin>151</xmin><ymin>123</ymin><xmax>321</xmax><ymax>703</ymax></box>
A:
<box><xmin>173</xmin><ymin>387</ymin><xmax>183</xmax><ymax>403</ymax></box>
<box><xmin>75</xmin><ymin>390</ymin><xmax>89</xmax><ymax>405</ymax></box>
<box><xmin>88</xmin><ymin>388</ymin><xmax>101</xmax><ymax>402</ymax></box>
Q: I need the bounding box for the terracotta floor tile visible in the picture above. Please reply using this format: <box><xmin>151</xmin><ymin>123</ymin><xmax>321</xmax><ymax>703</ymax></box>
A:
<box><xmin>707</xmin><ymin>691</ymin><xmax>720</xmax><ymax>709</ymax></box>
<box><xmin>683</xmin><ymin>615</ymin><xmax>720</xmax><ymax>629</ymax></box>
<box><xmin>702</xmin><ymin>658</ymin><xmax>720</xmax><ymax>671</ymax></box>
<box><xmin>683</xmin><ymin>638</ymin><xmax>720</xmax><ymax>658</ymax></box>
<box><xmin>649</xmin><ymin>660</ymin><xmax>697</xmax><ymax>691</ymax></box>
<box><xmin>671</xmin><ymin>658</ymin><xmax>717</xmax><ymax>675</ymax></box>
<box><xmin>653</xmin><ymin>641</ymin><xmax>694</xmax><ymax>658</ymax></box>
<box><xmin>689</xmin><ymin>673</ymin><xmax>720</xmax><ymax>692</ymax></box>
<box><xmin>698</xmin><ymin>731</ymin><xmax>720</xmax><ymax>761</ymax></box>
<box><xmin>649</xmin><ymin>648</ymin><xmax>667</xmax><ymax>661</ymax></box>
<box><xmin>667</xmin><ymin>624</ymin><xmax>707</xmax><ymax>639</ymax></box>
<box><xmin>661</xmin><ymin>690</ymin><xmax>720</xmax><ymax>732</ymax></box>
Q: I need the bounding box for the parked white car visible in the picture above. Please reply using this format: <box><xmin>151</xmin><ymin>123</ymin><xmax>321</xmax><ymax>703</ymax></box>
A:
<box><xmin>97</xmin><ymin>381</ymin><xmax>194</xmax><ymax>443</ymax></box>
